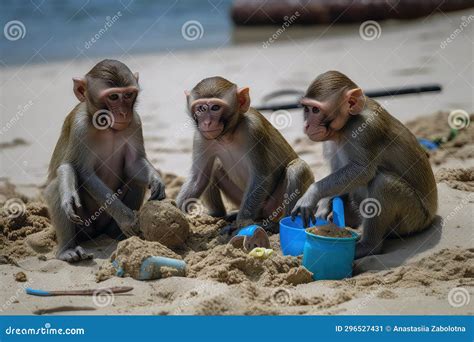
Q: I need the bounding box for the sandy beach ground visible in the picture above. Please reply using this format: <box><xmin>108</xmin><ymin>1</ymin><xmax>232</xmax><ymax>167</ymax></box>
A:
<box><xmin>0</xmin><ymin>9</ymin><xmax>473</xmax><ymax>315</ymax></box>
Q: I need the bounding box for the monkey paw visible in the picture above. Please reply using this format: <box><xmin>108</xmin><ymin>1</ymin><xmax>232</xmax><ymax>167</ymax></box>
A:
<box><xmin>148</xmin><ymin>177</ymin><xmax>166</xmax><ymax>201</ymax></box>
<box><xmin>57</xmin><ymin>246</ymin><xmax>93</xmax><ymax>263</ymax></box>
<box><xmin>120</xmin><ymin>211</ymin><xmax>140</xmax><ymax>237</ymax></box>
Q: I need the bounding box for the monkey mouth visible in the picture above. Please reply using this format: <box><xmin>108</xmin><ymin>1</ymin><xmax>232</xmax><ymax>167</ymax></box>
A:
<box><xmin>200</xmin><ymin>128</ymin><xmax>223</xmax><ymax>139</ymax></box>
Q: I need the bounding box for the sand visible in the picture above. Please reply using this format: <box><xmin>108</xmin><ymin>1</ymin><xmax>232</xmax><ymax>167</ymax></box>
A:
<box><xmin>185</xmin><ymin>244</ymin><xmax>313</xmax><ymax>286</ymax></box>
<box><xmin>1</xmin><ymin>8</ymin><xmax>473</xmax><ymax>315</ymax></box>
<box><xmin>435</xmin><ymin>167</ymin><xmax>474</xmax><ymax>192</ymax></box>
<box><xmin>307</xmin><ymin>223</ymin><xmax>353</xmax><ymax>238</ymax></box>
<box><xmin>139</xmin><ymin>199</ymin><xmax>190</xmax><ymax>249</ymax></box>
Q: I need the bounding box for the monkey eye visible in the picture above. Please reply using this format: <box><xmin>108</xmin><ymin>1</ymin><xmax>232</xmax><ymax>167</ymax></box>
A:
<box><xmin>124</xmin><ymin>92</ymin><xmax>134</xmax><ymax>99</ymax></box>
<box><xmin>303</xmin><ymin>106</ymin><xmax>309</xmax><ymax>113</ymax></box>
<box><xmin>210</xmin><ymin>105</ymin><xmax>220</xmax><ymax>111</ymax></box>
<box><xmin>312</xmin><ymin>107</ymin><xmax>320</xmax><ymax>114</ymax></box>
<box><xmin>108</xmin><ymin>93</ymin><xmax>119</xmax><ymax>101</ymax></box>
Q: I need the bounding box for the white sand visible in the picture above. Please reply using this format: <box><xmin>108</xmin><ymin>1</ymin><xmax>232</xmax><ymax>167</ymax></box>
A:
<box><xmin>0</xmin><ymin>9</ymin><xmax>473</xmax><ymax>315</ymax></box>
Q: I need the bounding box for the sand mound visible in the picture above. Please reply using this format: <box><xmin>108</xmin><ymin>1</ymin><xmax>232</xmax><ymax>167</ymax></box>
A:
<box><xmin>97</xmin><ymin>236</ymin><xmax>182</xmax><ymax>281</ymax></box>
<box><xmin>185</xmin><ymin>244</ymin><xmax>312</xmax><ymax>287</ymax></box>
<box><xmin>139</xmin><ymin>199</ymin><xmax>190</xmax><ymax>249</ymax></box>
<box><xmin>435</xmin><ymin>167</ymin><xmax>474</xmax><ymax>191</ymax></box>
<box><xmin>405</xmin><ymin>111</ymin><xmax>474</xmax><ymax>165</ymax></box>
<box><xmin>0</xmin><ymin>199</ymin><xmax>53</xmax><ymax>260</ymax></box>
<box><xmin>307</xmin><ymin>223</ymin><xmax>353</xmax><ymax>238</ymax></box>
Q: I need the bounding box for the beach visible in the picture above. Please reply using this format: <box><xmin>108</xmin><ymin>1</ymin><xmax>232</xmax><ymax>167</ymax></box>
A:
<box><xmin>0</xmin><ymin>8</ymin><xmax>473</xmax><ymax>315</ymax></box>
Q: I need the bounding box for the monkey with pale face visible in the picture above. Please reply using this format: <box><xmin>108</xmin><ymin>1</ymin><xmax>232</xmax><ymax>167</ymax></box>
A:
<box><xmin>177</xmin><ymin>77</ymin><xmax>314</xmax><ymax>232</ymax></box>
<box><xmin>291</xmin><ymin>71</ymin><xmax>438</xmax><ymax>258</ymax></box>
<box><xmin>45</xmin><ymin>59</ymin><xmax>165</xmax><ymax>263</ymax></box>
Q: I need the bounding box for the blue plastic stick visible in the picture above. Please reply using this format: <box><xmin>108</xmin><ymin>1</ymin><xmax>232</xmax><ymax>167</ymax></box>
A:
<box><xmin>26</xmin><ymin>288</ymin><xmax>52</xmax><ymax>296</ymax></box>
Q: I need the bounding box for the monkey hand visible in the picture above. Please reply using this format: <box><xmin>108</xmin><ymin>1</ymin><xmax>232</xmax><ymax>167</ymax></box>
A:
<box><xmin>316</xmin><ymin>197</ymin><xmax>333</xmax><ymax>221</ymax></box>
<box><xmin>120</xmin><ymin>210</ymin><xmax>140</xmax><ymax>237</ymax></box>
<box><xmin>61</xmin><ymin>191</ymin><xmax>83</xmax><ymax>225</ymax></box>
<box><xmin>148</xmin><ymin>175</ymin><xmax>166</xmax><ymax>201</ymax></box>
<box><xmin>290</xmin><ymin>184</ymin><xmax>320</xmax><ymax>228</ymax></box>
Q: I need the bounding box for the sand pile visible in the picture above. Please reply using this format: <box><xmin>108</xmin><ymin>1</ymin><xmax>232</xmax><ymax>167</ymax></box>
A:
<box><xmin>0</xmin><ymin>198</ymin><xmax>53</xmax><ymax>260</ymax></box>
<box><xmin>139</xmin><ymin>199</ymin><xmax>189</xmax><ymax>249</ymax></box>
<box><xmin>185</xmin><ymin>244</ymin><xmax>312</xmax><ymax>287</ymax></box>
<box><xmin>404</xmin><ymin>111</ymin><xmax>474</xmax><ymax>165</ymax></box>
<box><xmin>307</xmin><ymin>223</ymin><xmax>353</xmax><ymax>238</ymax></box>
<box><xmin>435</xmin><ymin>167</ymin><xmax>474</xmax><ymax>192</ymax></box>
<box><xmin>96</xmin><ymin>236</ymin><xmax>182</xmax><ymax>281</ymax></box>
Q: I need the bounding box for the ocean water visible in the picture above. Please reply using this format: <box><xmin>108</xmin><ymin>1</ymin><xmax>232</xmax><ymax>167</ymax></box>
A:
<box><xmin>0</xmin><ymin>0</ymin><xmax>234</xmax><ymax>66</ymax></box>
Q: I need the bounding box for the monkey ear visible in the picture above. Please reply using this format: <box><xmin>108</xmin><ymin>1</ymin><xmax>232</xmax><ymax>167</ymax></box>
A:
<box><xmin>347</xmin><ymin>88</ymin><xmax>364</xmax><ymax>115</ymax></box>
<box><xmin>73</xmin><ymin>78</ymin><xmax>87</xmax><ymax>102</ymax></box>
<box><xmin>133</xmin><ymin>72</ymin><xmax>139</xmax><ymax>82</ymax></box>
<box><xmin>237</xmin><ymin>87</ymin><xmax>251</xmax><ymax>114</ymax></box>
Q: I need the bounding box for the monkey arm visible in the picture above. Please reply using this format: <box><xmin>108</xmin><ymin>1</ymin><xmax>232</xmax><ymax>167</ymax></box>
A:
<box><xmin>125</xmin><ymin>156</ymin><xmax>165</xmax><ymax>201</ymax></box>
<box><xmin>313</xmin><ymin>161</ymin><xmax>376</xmax><ymax>200</ymax></box>
<box><xmin>237</xmin><ymin>173</ymin><xmax>272</xmax><ymax>222</ymax></box>
<box><xmin>56</xmin><ymin>163</ymin><xmax>83</xmax><ymax>224</ymax></box>
<box><xmin>176</xmin><ymin>148</ymin><xmax>216</xmax><ymax>211</ymax></box>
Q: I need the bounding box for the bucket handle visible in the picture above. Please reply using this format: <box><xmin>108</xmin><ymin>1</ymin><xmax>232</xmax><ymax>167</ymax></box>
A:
<box><xmin>331</xmin><ymin>197</ymin><xmax>345</xmax><ymax>228</ymax></box>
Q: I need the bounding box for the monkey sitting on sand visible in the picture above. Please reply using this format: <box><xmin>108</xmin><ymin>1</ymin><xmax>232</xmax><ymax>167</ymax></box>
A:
<box><xmin>291</xmin><ymin>70</ymin><xmax>438</xmax><ymax>258</ymax></box>
<box><xmin>44</xmin><ymin>59</ymin><xmax>165</xmax><ymax>263</ymax></box>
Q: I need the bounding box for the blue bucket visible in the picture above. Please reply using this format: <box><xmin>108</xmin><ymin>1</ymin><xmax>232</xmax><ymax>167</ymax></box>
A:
<box><xmin>279</xmin><ymin>197</ymin><xmax>345</xmax><ymax>256</ymax></box>
<box><xmin>302</xmin><ymin>230</ymin><xmax>358</xmax><ymax>280</ymax></box>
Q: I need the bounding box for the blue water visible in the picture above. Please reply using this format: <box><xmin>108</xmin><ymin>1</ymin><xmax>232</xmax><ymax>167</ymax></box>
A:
<box><xmin>0</xmin><ymin>0</ymin><xmax>234</xmax><ymax>66</ymax></box>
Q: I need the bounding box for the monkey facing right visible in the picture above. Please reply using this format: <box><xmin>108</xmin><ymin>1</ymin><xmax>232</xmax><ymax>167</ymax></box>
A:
<box><xmin>291</xmin><ymin>70</ymin><xmax>438</xmax><ymax>259</ymax></box>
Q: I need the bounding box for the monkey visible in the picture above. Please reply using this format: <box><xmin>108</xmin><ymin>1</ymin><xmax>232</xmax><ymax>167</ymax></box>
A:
<box><xmin>176</xmin><ymin>76</ymin><xmax>314</xmax><ymax>233</ymax></box>
<box><xmin>291</xmin><ymin>70</ymin><xmax>438</xmax><ymax>259</ymax></box>
<box><xmin>44</xmin><ymin>59</ymin><xmax>166</xmax><ymax>263</ymax></box>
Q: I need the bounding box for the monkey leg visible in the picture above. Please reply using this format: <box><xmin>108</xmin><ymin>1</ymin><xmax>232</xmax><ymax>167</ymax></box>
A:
<box><xmin>283</xmin><ymin>158</ymin><xmax>314</xmax><ymax>215</ymax></box>
<box><xmin>202</xmin><ymin>164</ymin><xmax>243</xmax><ymax>219</ymax></box>
<box><xmin>103</xmin><ymin>182</ymin><xmax>146</xmax><ymax>240</ymax></box>
<box><xmin>44</xmin><ymin>179</ymin><xmax>92</xmax><ymax>263</ymax></box>
<box><xmin>259</xmin><ymin>158</ymin><xmax>314</xmax><ymax>232</ymax></box>
<box><xmin>355</xmin><ymin>173</ymin><xmax>433</xmax><ymax>259</ymax></box>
